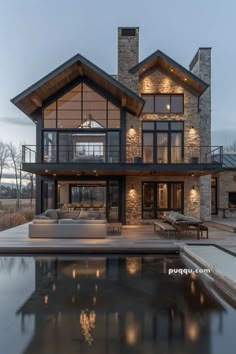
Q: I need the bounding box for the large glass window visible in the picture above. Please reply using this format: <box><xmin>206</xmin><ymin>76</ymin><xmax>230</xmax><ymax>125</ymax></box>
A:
<box><xmin>43</xmin><ymin>83</ymin><xmax>120</xmax><ymax>128</ymax></box>
<box><xmin>142</xmin><ymin>121</ymin><xmax>184</xmax><ymax>163</ymax></box>
<box><xmin>70</xmin><ymin>184</ymin><xmax>106</xmax><ymax>206</ymax></box>
<box><xmin>142</xmin><ymin>182</ymin><xmax>183</xmax><ymax>219</ymax></box>
<box><xmin>43</xmin><ymin>132</ymin><xmax>57</xmax><ymax>162</ymax></box>
<box><xmin>44</xmin><ymin>131</ymin><xmax>120</xmax><ymax>163</ymax></box>
<box><xmin>142</xmin><ymin>94</ymin><xmax>184</xmax><ymax>114</ymax></box>
<box><xmin>42</xmin><ymin>181</ymin><xmax>55</xmax><ymax>211</ymax></box>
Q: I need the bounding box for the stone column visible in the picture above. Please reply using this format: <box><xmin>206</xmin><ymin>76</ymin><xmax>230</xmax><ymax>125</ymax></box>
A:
<box><xmin>190</xmin><ymin>48</ymin><xmax>212</xmax><ymax>220</ymax></box>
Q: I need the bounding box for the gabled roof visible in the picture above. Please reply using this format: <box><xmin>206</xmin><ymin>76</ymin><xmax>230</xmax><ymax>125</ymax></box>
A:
<box><xmin>129</xmin><ymin>50</ymin><xmax>208</xmax><ymax>96</ymax></box>
<box><xmin>11</xmin><ymin>53</ymin><xmax>144</xmax><ymax>118</ymax></box>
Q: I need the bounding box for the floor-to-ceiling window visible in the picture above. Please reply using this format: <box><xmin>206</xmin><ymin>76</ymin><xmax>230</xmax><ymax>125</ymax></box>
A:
<box><xmin>58</xmin><ymin>178</ymin><xmax>122</xmax><ymax>222</ymax></box>
<box><xmin>42</xmin><ymin>82</ymin><xmax>121</xmax><ymax>163</ymax></box>
<box><xmin>142</xmin><ymin>182</ymin><xmax>183</xmax><ymax>218</ymax></box>
<box><xmin>142</xmin><ymin>121</ymin><xmax>184</xmax><ymax>163</ymax></box>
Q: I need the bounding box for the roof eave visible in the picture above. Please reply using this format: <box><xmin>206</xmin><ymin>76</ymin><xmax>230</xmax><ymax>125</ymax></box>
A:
<box><xmin>129</xmin><ymin>49</ymin><xmax>209</xmax><ymax>95</ymax></box>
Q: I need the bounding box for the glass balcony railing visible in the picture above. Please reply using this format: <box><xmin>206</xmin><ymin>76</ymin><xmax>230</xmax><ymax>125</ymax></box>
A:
<box><xmin>22</xmin><ymin>145</ymin><xmax>223</xmax><ymax>165</ymax></box>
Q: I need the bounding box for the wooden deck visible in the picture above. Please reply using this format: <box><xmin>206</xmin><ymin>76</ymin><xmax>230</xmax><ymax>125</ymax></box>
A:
<box><xmin>0</xmin><ymin>223</ymin><xmax>235</xmax><ymax>254</ymax></box>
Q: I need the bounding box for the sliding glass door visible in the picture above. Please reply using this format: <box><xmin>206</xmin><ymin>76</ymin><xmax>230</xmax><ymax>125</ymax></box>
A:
<box><xmin>142</xmin><ymin>182</ymin><xmax>184</xmax><ymax>218</ymax></box>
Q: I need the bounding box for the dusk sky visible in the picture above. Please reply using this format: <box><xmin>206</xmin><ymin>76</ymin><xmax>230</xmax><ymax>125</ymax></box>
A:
<box><xmin>0</xmin><ymin>0</ymin><xmax>235</xmax><ymax>146</ymax></box>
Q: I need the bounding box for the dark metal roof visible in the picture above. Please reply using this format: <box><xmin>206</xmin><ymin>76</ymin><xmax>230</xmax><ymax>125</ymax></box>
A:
<box><xmin>129</xmin><ymin>50</ymin><xmax>209</xmax><ymax>96</ymax></box>
<box><xmin>213</xmin><ymin>154</ymin><xmax>236</xmax><ymax>168</ymax></box>
<box><xmin>11</xmin><ymin>53</ymin><xmax>144</xmax><ymax>118</ymax></box>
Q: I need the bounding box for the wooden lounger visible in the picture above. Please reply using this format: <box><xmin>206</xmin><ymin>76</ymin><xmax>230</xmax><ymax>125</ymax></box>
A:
<box><xmin>154</xmin><ymin>220</ymin><xmax>176</xmax><ymax>238</ymax></box>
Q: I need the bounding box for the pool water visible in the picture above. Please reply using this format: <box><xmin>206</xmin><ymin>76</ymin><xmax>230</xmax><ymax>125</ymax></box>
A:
<box><xmin>0</xmin><ymin>255</ymin><xmax>235</xmax><ymax>354</ymax></box>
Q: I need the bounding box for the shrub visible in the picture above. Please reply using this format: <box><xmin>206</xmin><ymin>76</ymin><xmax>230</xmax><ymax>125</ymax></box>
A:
<box><xmin>21</xmin><ymin>210</ymin><xmax>34</xmax><ymax>222</ymax></box>
<box><xmin>0</xmin><ymin>212</ymin><xmax>27</xmax><ymax>231</ymax></box>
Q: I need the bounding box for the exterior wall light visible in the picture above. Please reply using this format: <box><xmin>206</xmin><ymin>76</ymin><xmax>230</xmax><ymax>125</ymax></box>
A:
<box><xmin>130</xmin><ymin>124</ymin><xmax>134</xmax><ymax>129</ymax></box>
<box><xmin>192</xmin><ymin>185</ymin><xmax>195</xmax><ymax>190</ymax></box>
<box><xmin>131</xmin><ymin>184</ymin><xmax>135</xmax><ymax>190</ymax></box>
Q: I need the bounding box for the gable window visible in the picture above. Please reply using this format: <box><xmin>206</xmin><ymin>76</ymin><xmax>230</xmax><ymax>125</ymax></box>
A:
<box><xmin>142</xmin><ymin>94</ymin><xmax>184</xmax><ymax>114</ymax></box>
<box><xmin>43</xmin><ymin>83</ymin><xmax>120</xmax><ymax>129</ymax></box>
<box><xmin>142</xmin><ymin>121</ymin><xmax>184</xmax><ymax>163</ymax></box>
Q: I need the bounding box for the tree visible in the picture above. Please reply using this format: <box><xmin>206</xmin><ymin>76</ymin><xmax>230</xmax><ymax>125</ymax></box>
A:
<box><xmin>0</xmin><ymin>141</ymin><xmax>9</xmax><ymax>197</ymax></box>
<box><xmin>7</xmin><ymin>143</ymin><xmax>22</xmax><ymax>210</ymax></box>
<box><xmin>224</xmin><ymin>140</ymin><xmax>236</xmax><ymax>153</ymax></box>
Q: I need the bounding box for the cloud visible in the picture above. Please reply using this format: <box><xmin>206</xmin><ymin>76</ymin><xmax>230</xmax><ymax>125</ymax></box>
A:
<box><xmin>0</xmin><ymin>116</ymin><xmax>34</xmax><ymax>126</ymax></box>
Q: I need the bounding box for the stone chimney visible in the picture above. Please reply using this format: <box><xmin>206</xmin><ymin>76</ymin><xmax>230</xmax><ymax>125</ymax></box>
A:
<box><xmin>118</xmin><ymin>27</ymin><xmax>139</xmax><ymax>93</ymax></box>
<box><xmin>189</xmin><ymin>48</ymin><xmax>211</xmax><ymax>146</ymax></box>
<box><xmin>190</xmin><ymin>48</ymin><xmax>212</xmax><ymax>221</ymax></box>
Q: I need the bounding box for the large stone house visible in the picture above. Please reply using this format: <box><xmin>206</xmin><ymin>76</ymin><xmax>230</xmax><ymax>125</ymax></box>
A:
<box><xmin>11</xmin><ymin>27</ymin><xmax>223</xmax><ymax>224</ymax></box>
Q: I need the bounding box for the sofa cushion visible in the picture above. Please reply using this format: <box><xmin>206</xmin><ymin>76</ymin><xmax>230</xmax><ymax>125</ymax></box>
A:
<box><xmin>57</xmin><ymin>211</ymin><xmax>80</xmax><ymax>219</ymax></box>
<box><xmin>78</xmin><ymin>211</ymin><xmax>91</xmax><ymax>219</ymax></box>
<box><xmin>58</xmin><ymin>219</ymin><xmax>106</xmax><ymax>224</ymax></box>
<box><xmin>33</xmin><ymin>219</ymin><xmax>58</xmax><ymax>225</ymax></box>
<box><xmin>45</xmin><ymin>209</ymin><xmax>58</xmax><ymax>220</ymax></box>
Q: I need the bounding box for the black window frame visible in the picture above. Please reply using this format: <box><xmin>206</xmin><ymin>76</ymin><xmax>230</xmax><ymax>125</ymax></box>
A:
<box><xmin>142</xmin><ymin>94</ymin><xmax>184</xmax><ymax>114</ymax></box>
<box><xmin>142</xmin><ymin>121</ymin><xmax>184</xmax><ymax>163</ymax></box>
<box><xmin>42</xmin><ymin>82</ymin><xmax>121</xmax><ymax>129</ymax></box>
<box><xmin>42</xmin><ymin>129</ymin><xmax>121</xmax><ymax>164</ymax></box>
<box><xmin>142</xmin><ymin>181</ymin><xmax>184</xmax><ymax>219</ymax></box>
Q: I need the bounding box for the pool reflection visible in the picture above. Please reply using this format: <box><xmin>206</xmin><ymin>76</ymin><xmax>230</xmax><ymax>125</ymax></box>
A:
<box><xmin>4</xmin><ymin>255</ymin><xmax>231</xmax><ymax>354</ymax></box>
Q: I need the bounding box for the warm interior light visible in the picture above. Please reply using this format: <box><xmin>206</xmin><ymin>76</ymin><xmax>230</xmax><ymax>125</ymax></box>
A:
<box><xmin>171</xmin><ymin>67</ymin><xmax>174</xmax><ymax>72</ymax></box>
<box><xmin>184</xmin><ymin>77</ymin><xmax>188</xmax><ymax>81</ymax></box>
<box><xmin>53</xmin><ymin>173</ymin><xmax>56</xmax><ymax>177</ymax></box>
<box><xmin>72</xmin><ymin>269</ymin><xmax>76</xmax><ymax>279</ymax></box>
<box><xmin>96</xmin><ymin>269</ymin><xmax>100</xmax><ymax>278</ymax></box>
<box><xmin>45</xmin><ymin>169</ymin><xmax>48</xmax><ymax>173</ymax></box>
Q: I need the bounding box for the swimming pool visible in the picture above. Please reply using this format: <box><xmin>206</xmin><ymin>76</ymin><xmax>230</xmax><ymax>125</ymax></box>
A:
<box><xmin>0</xmin><ymin>255</ymin><xmax>235</xmax><ymax>354</ymax></box>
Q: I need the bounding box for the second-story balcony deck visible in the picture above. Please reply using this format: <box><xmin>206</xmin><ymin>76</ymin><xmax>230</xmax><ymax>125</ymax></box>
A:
<box><xmin>22</xmin><ymin>144</ymin><xmax>223</xmax><ymax>176</ymax></box>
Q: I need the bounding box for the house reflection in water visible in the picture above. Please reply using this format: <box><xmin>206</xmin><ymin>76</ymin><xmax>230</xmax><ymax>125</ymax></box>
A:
<box><xmin>17</xmin><ymin>256</ymin><xmax>225</xmax><ymax>354</ymax></box>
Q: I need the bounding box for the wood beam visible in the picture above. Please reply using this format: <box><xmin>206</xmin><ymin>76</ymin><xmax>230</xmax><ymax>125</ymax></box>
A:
<box><xmin>30</xmin><ymin>94</ymin><xmax>42</xmax><ymax>107</ymax></box>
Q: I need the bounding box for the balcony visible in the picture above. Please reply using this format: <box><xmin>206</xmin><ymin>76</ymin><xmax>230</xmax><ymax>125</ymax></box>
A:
<box><xmin>22</xmin><ymin>144</ymin><xmax>223</xmax><ymax>176</ymax></box>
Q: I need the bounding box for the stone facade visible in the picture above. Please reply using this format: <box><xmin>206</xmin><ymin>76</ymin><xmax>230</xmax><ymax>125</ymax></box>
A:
<box><xmin>126</xmin><ymin>176</ymin><xmax>200</xmax><ymax>224</ymax></box>
<box><xmin>118</xmin><ymin>32</ymin><xmax>212</xmax><ymax>224</ymax></box>
<box><xmin>214</xmin><ymin>171</ymin><xmax>236</xmax><ymax>216</ymax></box>
<box><xmin>190</xmin><ymin>48</ymin><xmax>212</xmax><ymax>221</ymax></box>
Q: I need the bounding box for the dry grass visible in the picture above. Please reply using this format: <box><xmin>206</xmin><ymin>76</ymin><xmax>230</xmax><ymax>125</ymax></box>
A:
<box><xmin>0</xmin><ymin>210</ymin><xmax>34</xmax><ymax>231</ymax></box>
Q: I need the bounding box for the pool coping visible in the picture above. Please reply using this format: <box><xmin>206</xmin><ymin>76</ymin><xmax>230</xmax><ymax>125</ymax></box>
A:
<box><xmin>180</xmin><ymin>244</ymin><xmax>236</xmax><ymax>305</ymax></box>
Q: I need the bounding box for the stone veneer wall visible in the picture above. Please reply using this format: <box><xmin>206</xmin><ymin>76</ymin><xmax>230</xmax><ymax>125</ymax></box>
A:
<box><xmin>125</xmin><ymin>67</ymin><xmax>202</xmax><ymax>223</ymax></box>
<box><xmin>217</xmin><ymin>171</ymin><xmax>236</xmax><ymax>214</ymax></box>
<box><xmin>117</xmin><ymin>27</ymin><xmax>139</xmax><ymax>93</ymax></box>
<box><xmin>126</xmin><ymin>176</ymin><xmax>200</xmax><ymax>224</ymax></box>
<box><xmin>126</xmin><ymin>68</ymin><xmax>201</xmax><ymax>162</ymax></box>
<box><xmin>190</xmin><ymin>48</ymin><xmax>212</xmax><ymax>221</ymax></box>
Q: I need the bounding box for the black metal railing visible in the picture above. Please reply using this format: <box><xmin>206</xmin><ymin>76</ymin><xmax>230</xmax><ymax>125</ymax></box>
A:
<box><xmin>22</xmin><ymin>145</ymin><xmax>223</xmax><ymax>165</ymax></box>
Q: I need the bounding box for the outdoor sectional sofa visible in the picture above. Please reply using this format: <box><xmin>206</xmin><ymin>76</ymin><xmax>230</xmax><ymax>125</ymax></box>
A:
<box><xmin>28</xmin><ymin>209</ymin><xmax>107</xmax><ymax>239</ymax></box>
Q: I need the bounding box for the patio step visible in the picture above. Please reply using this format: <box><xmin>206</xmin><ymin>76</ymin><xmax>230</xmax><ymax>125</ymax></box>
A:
<box><xmin>207</xmin><ymin>221</ymin><xmax>236</xmax><ymax>233</ymax></box>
